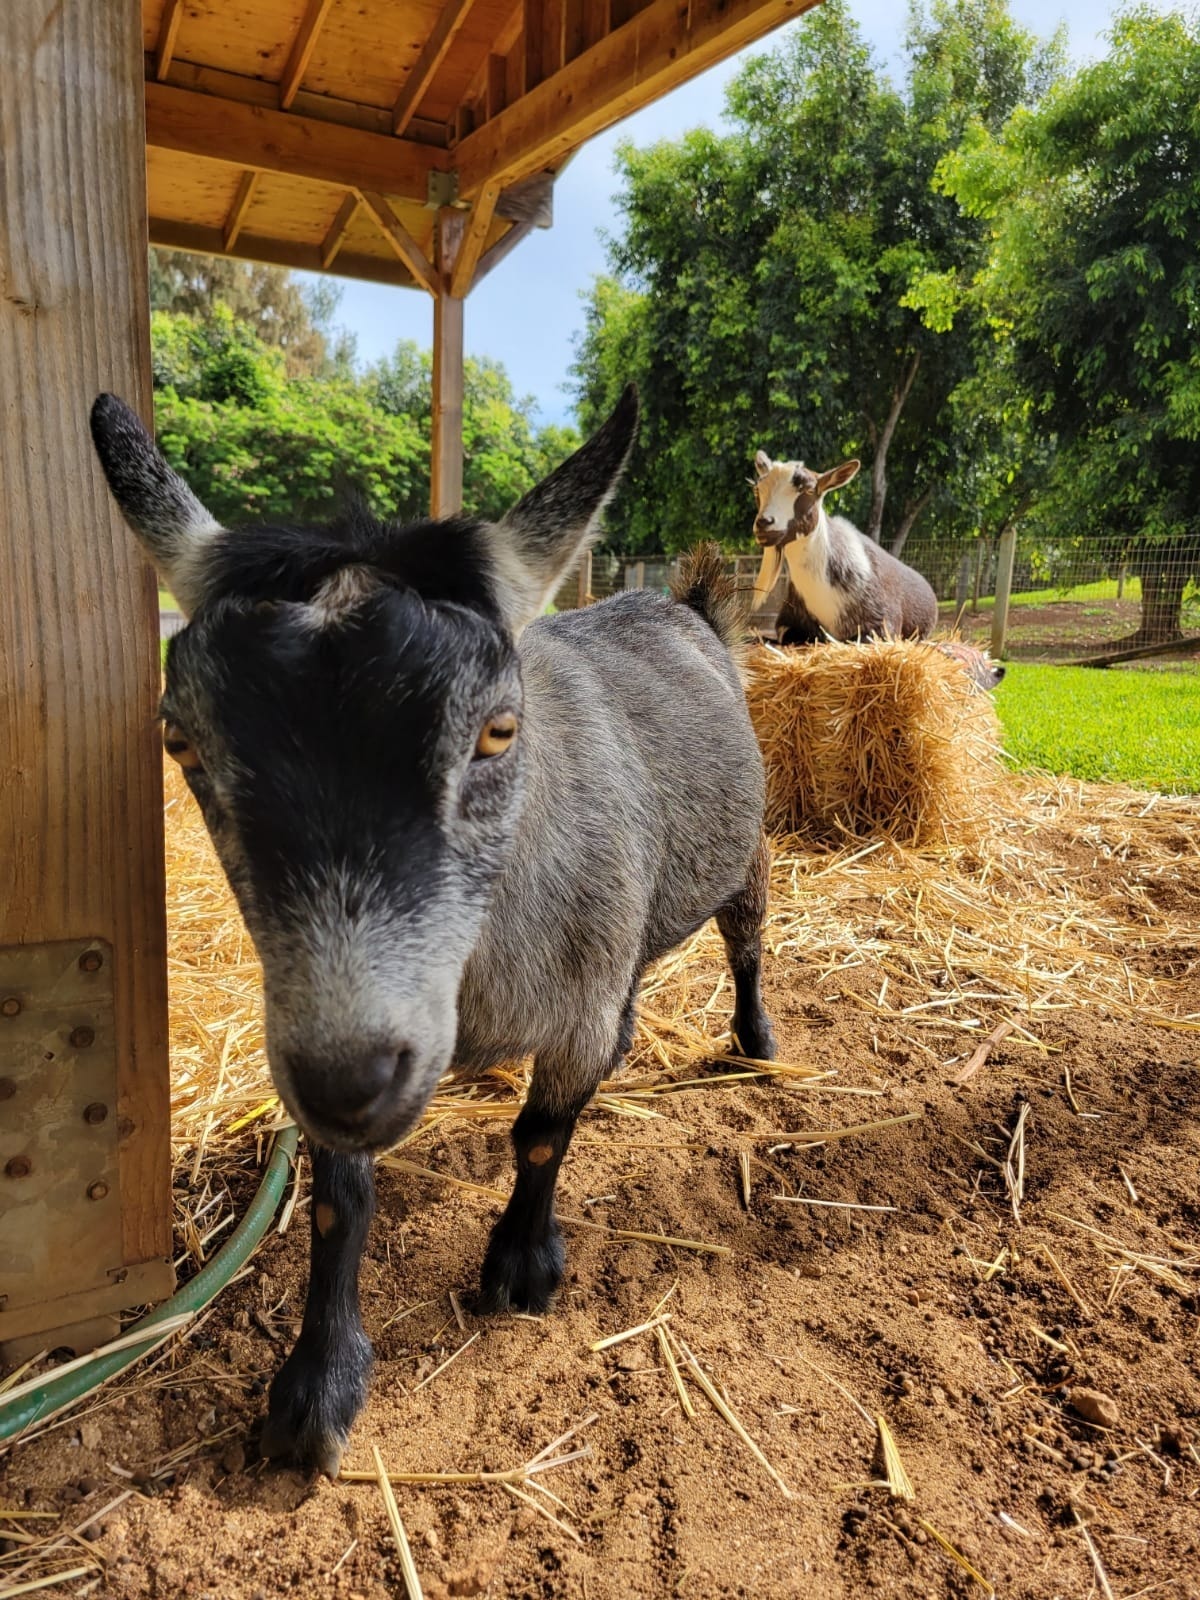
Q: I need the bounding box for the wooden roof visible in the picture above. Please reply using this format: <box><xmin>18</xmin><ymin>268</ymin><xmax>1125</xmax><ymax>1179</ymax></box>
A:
<box><xmin>143</xmin><ymin>0</ymin><xmax>815</xmax><ymax>295</ymax></box>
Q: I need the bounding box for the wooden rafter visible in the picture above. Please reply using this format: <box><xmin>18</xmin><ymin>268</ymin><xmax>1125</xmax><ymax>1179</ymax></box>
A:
<box><xmin>320</xmin><ymin>193</ymin><xmax>361</xmax><ymax>270</ymax></box>
<box><xmin>525</xmin><ymin>0</ymin><xmax>566</xmax><ymax>90</ymax></box>
<box><xmin>154</xmin><ymin>0</ymin><xmax>184</xmax><ymax>81</ymax></box>
<box><xmin>449</xmin><ymin>180</ymin><xmax>501</xmax><ymax>297</ymax></box>
<box><xmin>454</xmin><ymin>0</ymin><xmax>815</xmax><ymax>195</ymax></box>
<box><xmin>280</xmin><ymin>0</ymin><xmax>336</xmax><ymax>110</ymax></box>
<box><xmin>222</xmin><ymin>170</ymin><xmax>260</xmax><ymax>252</ymax></box>
<box><xmin>145</xmin><ymin>81</ymin><xmax>445</xmax><ymax>200</ymax></box>
<box><xmin>357</xmin><ymin>190</ymin><xmax>439</xmax><ymax>295</ymax></box>
<box><xmin>392</xmin><ymin>0</ymin><xmax>481</xmax><ymax>137</ymax></box>
<box><xmin>150</xmin><ymin>217</ymin><xmax>420</xmax><ymax>288</ymax></box>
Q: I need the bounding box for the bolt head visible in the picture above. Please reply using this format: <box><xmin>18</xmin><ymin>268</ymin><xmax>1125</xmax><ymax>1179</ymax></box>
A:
<box><xmin>1</xmin><ymin>997</ymin><xmax>21</xmax><ymax>1018</ymax></box>
<box><xmin>69</xmin><ymin>1026</ymin><xmax>96</xmax><ymax>1049</ymax></box>
<box><xmin>79</xmin><ymin>950</ymin><xmax>103</xmax><ymax>973</ymax></box>
<box><xmin>5</xmin><ymin>1156</ymin><xmax>32</xmax><ymax>1179</ymax></box>
<box><xmin>87</xmin><ymin>1180</ymin><xmax>109</xmax><ymax>1201</ymax></box>
<box><xmin>0</xmin><ymin>1078</ymin><xmax>15</xmax><ymax>1101</ymax></box>
<box><xmin>84</xmin><ymin>1102</ymin><xmax>108</xmax><ymax>1125</ymax></box>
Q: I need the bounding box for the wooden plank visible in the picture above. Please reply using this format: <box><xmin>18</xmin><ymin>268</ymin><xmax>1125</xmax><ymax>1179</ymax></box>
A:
<box><xmin>525</xmin><ymin>0</ymin><xmax>566</xmax><ymax>89</ymax></box>
<box><xmin>222</xmin><ymin>169</ymin><xmax>260</xmax><ymax>251</ymax></box>
<box><xmin>564</xmin><ymin>0</ymin><xmax>587</xmax><ymax>63</ymax></box>
<box><xmin>1060</xmin><ymin>635</ymin><xmax>1200</xmax><ymax>669</ymax></box>
<box><xmin>146</xmin><ymin>80</ymin><xmax>445</xmax><ymax>201</ymax></box>
<box><xmin>431</xmin><ymin>275</ymin><xmax>465</xmax><ymax>517</ymax></box>
<box><xmin>320</xmin><ymin>192</ymin><xmax>361</xmax><ymax>270</ymax></box>
<box><xmin>454</xmin><ymin>0</ymin><xmax>814</xmax><ymax>195</ymax></box>
<box><xmin>582</xmin><ymin>0</ymin><xmax>610</xmax><ymax>50</ymax></box>
<box><xmin>991</xmin><ymin>526</ymin><xmax>1017</xmax><ymax>660</ymax></box>
<box><xmin>159</xmin><ymin>58</ymin><xmax>451</xmax><ymax>145</ymax></box>
<box><xmin>471</xmin><ymin>218</ymin><xmax>533</xmax><ymax>286</ymax></box>
<box><xmin>1</xmin><ymin>0</ymin><xmax>173</xmax><ymax>1331</ymax></box>
<box><xmin>279</xmin><ymin>0</ymin><xmax>336</xmax><ymax>110</ymax></box>
<box><xmin>154</xmin><ymin>0</ymin><xmax>184</xmax><ymax>81</ymax></box>
<box><xmin>449</xmin><ymin>180</ymin><xmax>501</xmax><ymax>297</ymax></box>
<box><xmin>392</xmin><ymin>0</ymin><xmax>482</xmax><ymax>137</ymax></box>
<box><xmin>358</xmin><ymin>190</ymin><xmax>440</xmax><ymax>295</ymax></box>
<box><xmin>485</xmin><ymin>51</ymin><xmax>507</xmax><ymax>120</ymax></box>
<box><xmin>150</xmin><ymin>216</ymin><xmax>421</xmax><ymax>287</ymax></box>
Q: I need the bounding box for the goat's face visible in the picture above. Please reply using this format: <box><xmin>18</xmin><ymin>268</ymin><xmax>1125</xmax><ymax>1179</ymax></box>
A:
<box><xmin>90</xmin><ymin>388</ymin><xmax>638</xmax><ymax>1152</ymax></box>
<box><xmin>752</xmin><ymin>451</ymin><xmax>860</xmax><ymax>545</ymax></box>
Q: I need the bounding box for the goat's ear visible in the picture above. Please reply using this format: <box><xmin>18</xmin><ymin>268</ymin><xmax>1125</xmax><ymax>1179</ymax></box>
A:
<box><xmin>754</xmin><ymin>450</ymin><xmax>772</xmax><ymax>477</ymax></box>
<box><xmin>816</xmin><ymin>459</ymin><xmax>860</xmax><ymax>496</ymax></box>
<box><xmin>90</xmin><ymin>394</ymin><xmax>223</xmax><ymax>617</ymax></box>
<box><xmin>488</xmin><ymin>383</ymin><xmax>638</xmax><ymax>634</ymax></box>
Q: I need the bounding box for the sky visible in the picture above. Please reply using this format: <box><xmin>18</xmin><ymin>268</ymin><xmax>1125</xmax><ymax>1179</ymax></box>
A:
<box><xmin>309</xmin><ymin>0</ymin><xmax>1142</xmax><ymax>426</ymax></box>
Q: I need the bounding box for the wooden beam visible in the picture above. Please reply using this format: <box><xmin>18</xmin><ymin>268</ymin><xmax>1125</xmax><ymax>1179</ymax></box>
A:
<box><xmin>564</xmin><ymin>0</ymin><xmax>587</xmax><ymax>63</ymax></box>
<box><xmin>472</xmin><ymin>219</ymin><xmax>534</xmax><ymax>286</ymax></box>
<box><xmin>150</xmin><ymin>217</ymin><xmax>421</xmax><ymax>288</ymax></box>
<box><xmin>222</xmin><ymin>170</ymin><xmax>260</xmax><ymax>252</ymax></box>
<box><xmin>582</xmin><ymin>0</ymin><xmax>610</xmax><ymax>49</ymax></box>
<box><xmin>320</xmin><ymin>192</ymin><xmax>361</xmax><ymax>270</ymax></box>
<box><xmin>154</xmin><ymin>0</ymin><xmax>184</xmax><ymax>81</ymax></box>
<box><xmin>358</xmin><ymin>191</ymin><xmax>439</xmax><ymax>295</ymax></box>
<box><xmin>431</xmin><ymin>256</ymin><xmax>465</xmax><ymax>517</ymax></box>
<box><xmin>157</xmin><ymin>59</ymin><xmax>450</xmax><ymax>145</ymax></box>
<box><xmin>2</xmin><ymin>0</ymin><xmax>173</xmax><ymax>1355</ymax></box>
<box><xmin>525</xmin><ymin>0</ymin><xmax>566</xmax><ymax>90</ymax></box>
<box><xmin>145</xmin><ymin>80</ymin><xmax>445</xmax><ymax>200</ymax></box>
<box><xmin>485</xmin><ymin>52</ymin><xmax>507</xmax><ymax>120</ymax></box>
<box><xmin>449</xmin><ymin>181</ymin><xmax>501</xmax><ymax>298</ymax></box>
<box><xmin>392</xmin><ymin>0</ymin><xmax>482</xmax><ymax>137</ymax></box>
<box><xmin>454</xmin><ymin>0</ymin><xmax>815</xmax><ymax>195</ymax></box>
<box><xmin>279</xmin><ymin>0</ymin><xmax>335</xmax><ymax>110</ymax></box>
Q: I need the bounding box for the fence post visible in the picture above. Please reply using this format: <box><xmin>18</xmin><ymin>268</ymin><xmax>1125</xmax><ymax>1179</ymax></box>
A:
<box><xmin>576</xmin><ymin>549</ymin><xmax>592</xmax><ymax>608</ymax></box>
<box><xmin>955</xmin><ymin>552</ymin><xmax>972</xmax><ymax>617</ymax></box>
<box><xmin>634</xmin><ymin>560</ymin><xmax>645</xmax><ymax>590</ymax></box>
<box><xmin>972</xmin><ymin>538</ymin><xmax>985</xmax><ymax>612</ymax></box>
<box><xmin>991</xmin><ymin>527</ymin><xmax>1018</xmax><ymax>659</ymax></box>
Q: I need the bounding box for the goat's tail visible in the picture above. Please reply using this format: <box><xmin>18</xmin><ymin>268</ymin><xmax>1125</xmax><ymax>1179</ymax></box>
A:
<box><xmin>670</xmin><ymin>541</ymin><xmax>745</xmax><ymax>655</ymax></box>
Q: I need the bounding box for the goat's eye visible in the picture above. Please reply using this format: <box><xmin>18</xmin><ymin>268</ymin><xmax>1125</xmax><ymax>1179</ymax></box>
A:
<box><xmin>163</xmin><ymin>722</ymin><xmax>202</xmax><ymax>770</ymax></box>
<box><xmin>474</xmin><ymin>713</ymin><xmax>518</xmax><ymax>760</ymax></box>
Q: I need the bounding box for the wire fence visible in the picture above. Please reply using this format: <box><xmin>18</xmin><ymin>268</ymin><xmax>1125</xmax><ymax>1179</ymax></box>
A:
<box><xmin>551</xmin><ymin>534</ymin><xmax>1200</xmax><ymax>667</ymax></box>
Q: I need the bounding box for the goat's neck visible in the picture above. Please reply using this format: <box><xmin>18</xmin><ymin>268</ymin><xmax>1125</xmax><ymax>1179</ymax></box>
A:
<box><xmin>789</xmin><ymin>506</ymin><xmax>833</xmax><ymax>575</ymax></box>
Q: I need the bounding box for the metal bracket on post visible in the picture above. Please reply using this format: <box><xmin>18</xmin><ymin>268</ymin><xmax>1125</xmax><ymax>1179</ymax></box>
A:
<box><xmin>426</xmin><ymin>169</ymin><xmax>460</xmax><ymax>209</ymax></box>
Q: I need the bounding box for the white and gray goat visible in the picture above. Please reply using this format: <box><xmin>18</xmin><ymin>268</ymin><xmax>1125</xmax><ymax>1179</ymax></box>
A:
<box><xmin>90</xmin><ymin>387</ymin><xmax>776</xmax><ymax>1476</ymax></box>
<box><xmin>751</xmin><ymin>452</ymin><xmax>938</xmax><ymax>644</ymax></box>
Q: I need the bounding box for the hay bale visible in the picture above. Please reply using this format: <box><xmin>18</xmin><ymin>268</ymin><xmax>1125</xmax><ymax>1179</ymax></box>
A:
<box><xmin>744</xmin><ymin>639</ymin><xmax>1005</xmax><ymax>847</ymax></box>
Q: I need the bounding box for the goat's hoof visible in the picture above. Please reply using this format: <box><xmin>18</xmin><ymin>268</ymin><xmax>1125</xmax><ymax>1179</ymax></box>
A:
<box><xmin>731</xmin><ymin>1014</ymin><xmax>778</xmax><ymax>1063</ymax></box>
<box><xmin>261</xmin><ymin>1334</ymin><xmax>371</xmax><ymax>1477</ymax></box>
<box><xmin>477</xmin><ymin>1226</ymin><xmax>564</xmax><ymax>1315</ymax></box>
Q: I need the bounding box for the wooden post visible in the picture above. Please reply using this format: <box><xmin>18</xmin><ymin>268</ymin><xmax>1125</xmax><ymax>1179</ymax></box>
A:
<box><xmin>1</xmin><ymin>0</ymin><xmax>175</xmax><ymax>1359</ymax></box>
<box><xmin>576</xmin><ymin>549</ymin><xmax>592</xmax><ymax>608</ymax></box>
<box><xmin>955</xmin><ymin>552</ymin><xmax>972</xmax><ymax>617</ymax></box>
<box><xmin>634</xmin><ymin>561</ymin><xmax>646</xmax><ymax>589</ymax></box>
<box><xmin>972</xmin><ymin>537</ymin><xmax>985</xmax><ymax>613</ymax></box>
<box><xmin>431</xmin><ymin>212</ymin><xmax>465</xmax><ymax>518</ymax></box>
<box><xmin>991</xmin><ymin>526</ymin><xmax>1018</xmax><ymax>660</ymax></box>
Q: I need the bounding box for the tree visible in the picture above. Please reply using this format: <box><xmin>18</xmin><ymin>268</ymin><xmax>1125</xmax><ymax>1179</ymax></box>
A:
<box><xmin>149</xmin><ymin>249</ymin><xmax>356</xmax><ymax>378</ymax></box>
<box><xmin>572</xmin><ymin>0</ymin><xmax>1060</xmax><ymax>557</ymax></box>
<box><xmin>938</xmin><ymin>7</ymin><xmax>1200</xmax><ymax>642</ymax></box>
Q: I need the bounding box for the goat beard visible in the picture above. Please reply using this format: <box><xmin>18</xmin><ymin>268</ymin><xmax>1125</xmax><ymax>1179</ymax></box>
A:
<box><xmin>752</xmin><ymin>541</ymin><xmax>810</xmax><ymax>609</ymax></box>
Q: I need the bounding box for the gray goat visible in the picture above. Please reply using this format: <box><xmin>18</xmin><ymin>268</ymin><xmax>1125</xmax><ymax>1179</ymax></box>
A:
<box><xmin>90</xmin><ymin>387</ymin><xmax>776</xmax><ymax>1476</ymax></box>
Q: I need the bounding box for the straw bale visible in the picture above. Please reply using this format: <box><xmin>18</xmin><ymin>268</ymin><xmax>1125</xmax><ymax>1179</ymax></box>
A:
<box><xmin>744</xmin><ymin>640</ymin><xmax>1005</xmax><ymax>847</ymax></box>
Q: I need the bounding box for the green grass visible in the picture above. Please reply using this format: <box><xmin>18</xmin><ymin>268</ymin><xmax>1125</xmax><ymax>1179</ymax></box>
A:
<box><xmin>994</xmin><ymin>662</ymin><xmax>1200</xmax><ymax>792</ymax></box>
<box><xmin>941</xmin><ymin>576</ymin><xmax>1141</xmax><ymax>611</ymax></box>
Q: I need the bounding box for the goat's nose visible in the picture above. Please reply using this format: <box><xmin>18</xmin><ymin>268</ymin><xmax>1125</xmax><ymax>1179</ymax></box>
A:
<box><xmin>756</xmin><ymin>513</ymin><xmax>774</xmax><ymax>529</ymax></box>
<box><xmin>289</xmin><ymin>1046</ymin><xmax>413</xmax><ymax>1134</ymax></box>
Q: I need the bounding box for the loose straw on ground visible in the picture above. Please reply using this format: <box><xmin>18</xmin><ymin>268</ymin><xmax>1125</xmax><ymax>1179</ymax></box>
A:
<box><xmin>372</xmin><ymin>1446</ymin><xmax>423</xmax><ymax>1600</ymax></box>
<box><xmin>672</xmin><ymin>1333</ymin><xmax>792</xmax><ymax>1499</ymax></box>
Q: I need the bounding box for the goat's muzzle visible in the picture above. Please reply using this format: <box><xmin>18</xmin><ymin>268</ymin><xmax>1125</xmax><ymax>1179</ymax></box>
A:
<box><xmin>754</xmin><ymin>515</ymin><xmax>792</xmax><ymax>548</ymax></box>
<box><xmin>282</xmin><ymin>1042</ymin><xmax>429</xmax><ymax>1151</ymax></box>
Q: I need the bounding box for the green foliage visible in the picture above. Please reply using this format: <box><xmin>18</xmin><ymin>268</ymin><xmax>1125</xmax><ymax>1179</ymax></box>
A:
<box><xmin>937</xmin><ymin>7</ymin><xmax>1200</xmax><ymax>640</ymax></box>
<box><xmin>573</xmin><ymin>0</ymin><xmax>1061</xmax><ymax>557</ymax></box>
<box><xmin>995</xmin><ymin>663</ymin><xmax>1200</xmax><ymax>792</ymax></box>
<box><xmin>150</xmin><ymin>303</ymin><xmax>578</xmax><ymax>529</ymax></box>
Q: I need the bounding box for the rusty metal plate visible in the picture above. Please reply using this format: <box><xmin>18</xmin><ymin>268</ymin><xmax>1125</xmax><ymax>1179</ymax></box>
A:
<box><xmin>0</xmin><ymin>938</ymin><xmax>121</xmax><ymax>1317</ymax></box>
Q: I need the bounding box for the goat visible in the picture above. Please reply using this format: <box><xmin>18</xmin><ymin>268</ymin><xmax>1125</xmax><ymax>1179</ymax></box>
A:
<box><xmin>751</xmin><ymin>453</ymin><xmax>938</xmax><ymax>644</ymax></box>
<box><xmin>932</xmin><ymin>640</ymin><xmax>1006</xmax><ymax>692</ymax></box>
<box><xmin>90</xmin><ymin>388</ymin><xmax>776</xmax><ymax>1477</ymax></box>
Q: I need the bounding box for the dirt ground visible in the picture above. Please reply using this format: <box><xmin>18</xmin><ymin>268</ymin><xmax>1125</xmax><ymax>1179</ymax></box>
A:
<box><xmin>953</xmin><ymin>597</ymin><xmax>1200</xmax><ymax>668</ymax></box>
<box><xmin>4</xmin><ymin>804</ymin><xmax>1200</xmax><ymax>1598</ymax></box>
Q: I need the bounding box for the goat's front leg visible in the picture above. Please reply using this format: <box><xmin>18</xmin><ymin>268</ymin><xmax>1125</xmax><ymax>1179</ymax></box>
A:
<box><xmin>260</xmin><ymin>1145</ymin><xmax>375</xmax><ymax>1477</ymax></box>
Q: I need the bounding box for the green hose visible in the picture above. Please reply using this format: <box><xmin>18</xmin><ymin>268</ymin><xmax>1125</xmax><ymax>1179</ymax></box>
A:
<box><xmin>0</xmin><ymin>1125</ymin><xmax>300</xmax><ymax>1444</ymax></box>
